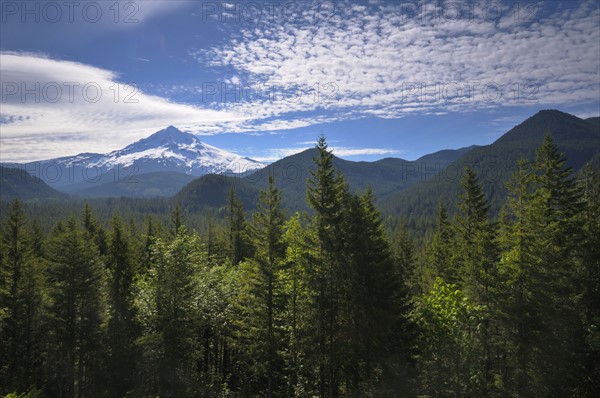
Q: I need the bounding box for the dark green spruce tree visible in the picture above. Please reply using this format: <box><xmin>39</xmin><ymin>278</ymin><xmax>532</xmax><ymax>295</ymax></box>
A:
<box><xmin>227</xmin><ymin>188</ymin><xmax>250</xmax><ymax>265</ymax></box>
<box><xmin>82</xmin><ymin>203</ymin><xmax>108</xmax><ymax>256</ymax></box>
<box><xmin>499</xmin><ymin>135</ymin><xmax>585</xmax><ymax>396</ymax></box>
<box><xmin>527</xmin><ymin>135</ymin><xmax>583</xmax><ymax>395</ymax></box>
<box><xmin>577</xmin><ymin>164</ymin><xmax>600</xmax><ymax>396</ymax></box>
<box><xmin>427</xmin><ymin>201</ymin><xmax>454</xmax><ymax>284</ymax></box>
<box><xmin>105</xmin><ymin>215</ymin><xmax>140</xmax><ymax>397</ymax></box>
<box><xmin>170</xmin><ymin>204</ymin><xmax>183</xmax><ymax>237</ymax></box>
<box><xmin>45</xmin><ymin>217</ymin><xmax>106</xmax><ymax>398</ymax></box>
<box><xmin>242</xmin><ymin>175</ymin><xmax>287</xmax><ymax>397</ymax></box>
<box><xmin>0</xmin><ymin>200</ymin><xmax>46</xmax><ymax>394</ymax></box>
<box><xmin>138</xmin><ymin>228</ymin><xmax>204</xmax><ymax>398</ymax></box>
<box><xmin>392</xmin><ymin>219</ymin><xmax>418</xmax><ymax>293</ymax></box>
<box><xmin>306</xmin><ymin>135</ymin><xmax>348</xmax><ymax>397</ymax></box>
<box><xmin>345</xmin><ymin>187</ymin><xmax>415</xmax><ymax>396</ymax></box>
<box><xmin>453</xmin><ymin>165</ymin><xmax>499</xmax><ymax>396</ymax></box>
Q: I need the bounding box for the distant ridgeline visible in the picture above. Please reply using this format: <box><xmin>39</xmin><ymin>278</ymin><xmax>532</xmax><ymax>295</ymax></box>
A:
<box><xmin>2</xmin><ymin>110</ymin><xmax>599</xmax><ymax>231</ymax></box>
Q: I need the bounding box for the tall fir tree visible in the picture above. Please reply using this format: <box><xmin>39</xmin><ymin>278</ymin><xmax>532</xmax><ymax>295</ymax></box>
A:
<box><xmin>45</xmin><ymin>217</ymin><xmax>106</xmax><ymax>398</ymax></box>
<box><xmin>345</xmin><ymin>188</ymin><xmax>416</xmax><ymax>396</ymax></box>
<box><xmin>577</xmin><ymin>165</ymin><xmax>600</xmax><ymax>396</ymax></box>
<box><xmin>105</xmin><ymin>215</ymin><xmax>140</xmax><ymax>397</ymax></box>
<box><xmin>306</xmin><ymin>135</ymin><xmax>349</xmax><ymax>397</ymax></box>
<box><xmin>227</xmin><ymin>188</ymin><xmax>250</xmax><ymax>265</ymax></box>
<box><xmin>392</xmin><ymin>219</ymin><xmax>418</xmax><ymax>293</ymax></box>
<box><xmin>498</xmin><ymin>159</ymin><xmax>538</xmax><ymax>395</ymax></box>
<box><xmin>152</xmin><ymin>231</ymin><xmax>204</xmax><ymax>398</ymax></box>
<box><xmin>170</xmin><ymin>204</ymin><xmax>183</xmax><ymax>237</ymax></box>
<box><xmin>141</xmin><ymin>215</ymin><xmax>157</xmax><ymax>269</ymax></box>
<box><xmin>280</xmin><ymin>212</ymin><xmax>314</xmax><ymax>396</ymax></box>
<box><xmin>454</xmin><ymin>165</ymin><xmax>491</xmax><ymax>289</ymax></box>
<box><xmin>239</xmin><ymin>175</ymin><xmax>287</xmax><ymax>397</ymax></box>
<box><xmin>499</xmin><ymin>136</ymin><xmax>585</xmax><ymax>396</ymax></box>
<box><xmin>82</xmin><ymin>203</ymin><xmax>108</xmax><ymax>256</ymax></box>
<box><xmin>0</xmin><ymin>200</ymin><xmax>46</xmax><ymax>394</ymax></box>
<box><xmin>454</xmin><ymin>165</ymin><xmax>499</xmax><ymax>395</ymax></box>
<box><xmin>527</xmin><ymin>134</ymin><xmax>583</xmax><ymax>395</ymax></box>
<box><xmin>428</xmin><ymin>201</ymin><xmax>454</xmax><ymax>284</ymax></box>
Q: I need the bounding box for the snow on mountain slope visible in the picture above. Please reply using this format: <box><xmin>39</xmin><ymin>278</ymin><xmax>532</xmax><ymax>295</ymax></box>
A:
<box><xmin>89</xmin><ymin>126</ymin><xmax>263</xmax><ymax>174</ymax></box>
<box><xmin>4</xmin><ymin>126</ymin><xmax>264</xmax><ymax>187</ymax></box>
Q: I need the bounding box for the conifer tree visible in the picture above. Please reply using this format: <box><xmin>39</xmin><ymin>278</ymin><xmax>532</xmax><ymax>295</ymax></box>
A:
<box><xmin>454</xmin><ymin>166</ymin><xmax>491</xmax><ymax>289</ymax></box>
<box><xmin>428</xmin><ymin>201</ymin><xmax>454</xmax><ymax>284</ymax></box>
<box><xmin>141</xmin><ymin>215</ymin><xmax>157</xmax><ymax>269</ymax></box>
<box><xmin>454</xmin><ymin>166</ymin><xmax>498</xmax><ymax>395</ymax></box>
<box><xmin>527</xmin><ymin>134</ymin><xmax>583</xmax><ymax>395</ymax></box>
<box><xmin>105</xmin><ymin>215</ymin><xmax>140</xmax><ymax>397</ymax></box>
<box><xmin>45</xmin><ymin>217</ymin><xmax>106</xmax><ymax>398</ymax></box>
<box><xmin>152</xmin><ymin>231</ymin><xmax>203</xmax><ymax>398</ymax></box>
<box><xmin>578</xmin><ymin>165</ymin><xmax>600</xmax><ymax>395</ymax></box>
<box><xmin>392</xmin><ymin>219</ymin><xmax>418</xmax><ymax>293</ymax></box>
<box><xmin>29</xmin><ymin>219</ymin><xmax>44</xmax><ymax>259</ymax></box>
<box><xmin>239</xmin><ymin>175</ymin><xmax>287</xmax><ymax>397</ymax></box>
<box><xmin>227</xmin><ymin>188</ymin><xmax>250</xmax><ymax>265</ymax></box>
<box><xmin>306</xmin><ymin>135</ymin><xmax>348</xmax><ymax>397</ymax></box>
<box><xmin>499</xmin><ymin>136</ymin><xmax>584</xmax><ymax>396</ymax></box>
<box><xmin>170</xmin><ymin>204</ymin><xmax>183</xmax><ymax>237</ymax></box>
<box><xmin>82</xmin><ymin>203</ymin><xmax>108</xmax><ymax>256</ymax></box>
<box><xmin>498</xmin><ymin>158</ymin><xmax>537</xmax><ymax>395</ymax></box>
<box><xmin>345</xmin><ymin>188</ymin><xmax>415</xmax><ymax>396</ymax></box>
<box><xmin>0</xmin><ymin>200</ymin><xmax>46</xmax><ymax>393</ymax></box>
<box><xmin>279</xmin><ymin>212</ymin><xmax>315</xmax><ymax>396</ymax></box>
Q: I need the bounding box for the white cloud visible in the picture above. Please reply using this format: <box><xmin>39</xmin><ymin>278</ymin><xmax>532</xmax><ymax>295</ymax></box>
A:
<box><xmin>253</xmin><ymin>146</ymin><xmax>404</xmax><ymax>163</ymax></box>
<box><xmin>0</xmin><ymin>52</ymin><xmax>248</xmax><ymax>161</ymax></box>
<box><xmin>572</xmin><ymin>109</ymin><xmax>600</xmax><ymax>119</ymax></box>
<box><xmin>197</xmin><ymin>0</ymin><xmax>600</xmax><ymax>119</ymax></box>
<box><xmin>331</xmin><ymin>147</ymin><xmax>404</xmax><ymax>157</ymax></box>
<box><xmin>2</xmin><ymin>1</ymin><xmax>599</xmax><ymax>161</ymax></box>
<box><xmin>252</xmin><ymin>147</ymin><xmax>309</xmax><ymax>163</ymax></box>
<box><xmin>0</xmin><ymin>52</ymin><xmax>355</xmax><ymax>161</ymax></box>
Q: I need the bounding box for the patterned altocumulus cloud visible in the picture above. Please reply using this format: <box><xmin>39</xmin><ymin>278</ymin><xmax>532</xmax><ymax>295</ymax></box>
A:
<box><xmin>196</xmin><ymin>0</ymin><xmax>599</xmax><ymax>119</ymax></box>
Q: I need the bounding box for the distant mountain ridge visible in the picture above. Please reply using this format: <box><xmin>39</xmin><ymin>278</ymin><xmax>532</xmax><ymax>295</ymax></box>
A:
<box><xmin>0</xmin><ymin>166</ymin><xmax>66</xmax><ymax>202</ymax></box>
<box><xmin>176</xmin><ymin>110</ymin><xmax>599</xmax><ymax>215</ymax></box>
<box><xmin>2</xmin><ymin>110</ymin><xmax>598</xmax><ymax>206</ymax></box>
<box><xmin>378</xmin><ymin>109</ymin><xmax>600</xmax><ymax>230</ymax></box>
<box><xmin>175</xmin><ymin>145</ymin><xmax>478</xmax><ymax>212</ymax></box>
<box><xmin>59</xmin><ymin>171</ymin><xmax>197</xmax><ymax>198</ymax></box>
<box><xmin>2</xmin><ymin>126</ymin><xmax>264</xmax><ymax>190</ymax></box>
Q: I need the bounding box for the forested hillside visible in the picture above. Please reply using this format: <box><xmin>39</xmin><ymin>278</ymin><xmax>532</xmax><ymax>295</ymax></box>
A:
<box><xmin>380</xmin><ymin>110</ymin><xmax>600</xmax><ymax>233</ymax></box>
<box><xmin>174</xmin><ymin>144</ymin><xmax>475</xmax><ymax>213</ymax></box>
<box><xmin>59</xmin><ymin>171</ymin><xmax>196</xmax><ymax>198</ymax></box>
<box><xmin>0</xmin><ymin>167</ymin><xmax>66</xmax><ymax>202</ymax></box>
<box><xmin>1</xmin><ymin>136</ymin><xmax>598</xmax><ymax>397</ymax></box>
<box><xmin>173</xmin><ymin>110</ymin><xmax>600</xmax><ymax>225</ymax></box>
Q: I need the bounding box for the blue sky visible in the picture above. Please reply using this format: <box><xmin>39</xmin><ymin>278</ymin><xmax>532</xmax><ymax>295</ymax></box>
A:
<box><xmin>1</xmin><ymin>0</ymin><xmax>599</xmax><ymax>163</ymax></box>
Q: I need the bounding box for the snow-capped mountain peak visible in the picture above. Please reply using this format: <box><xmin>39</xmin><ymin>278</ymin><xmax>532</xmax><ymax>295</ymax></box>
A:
<box><xmin>7</xmin><ymin>126</ymin><xmax>264</xmax><ymax>187</ymax></box>
<box><xmin>93</xmin><ymin>126</ymin><xmax>264</xmax><ymax>174</ymax></box>
<box><xmin>126</xmin><ymin>125</ymin><xmax>199</xmax><ymax>152</ymax></box>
